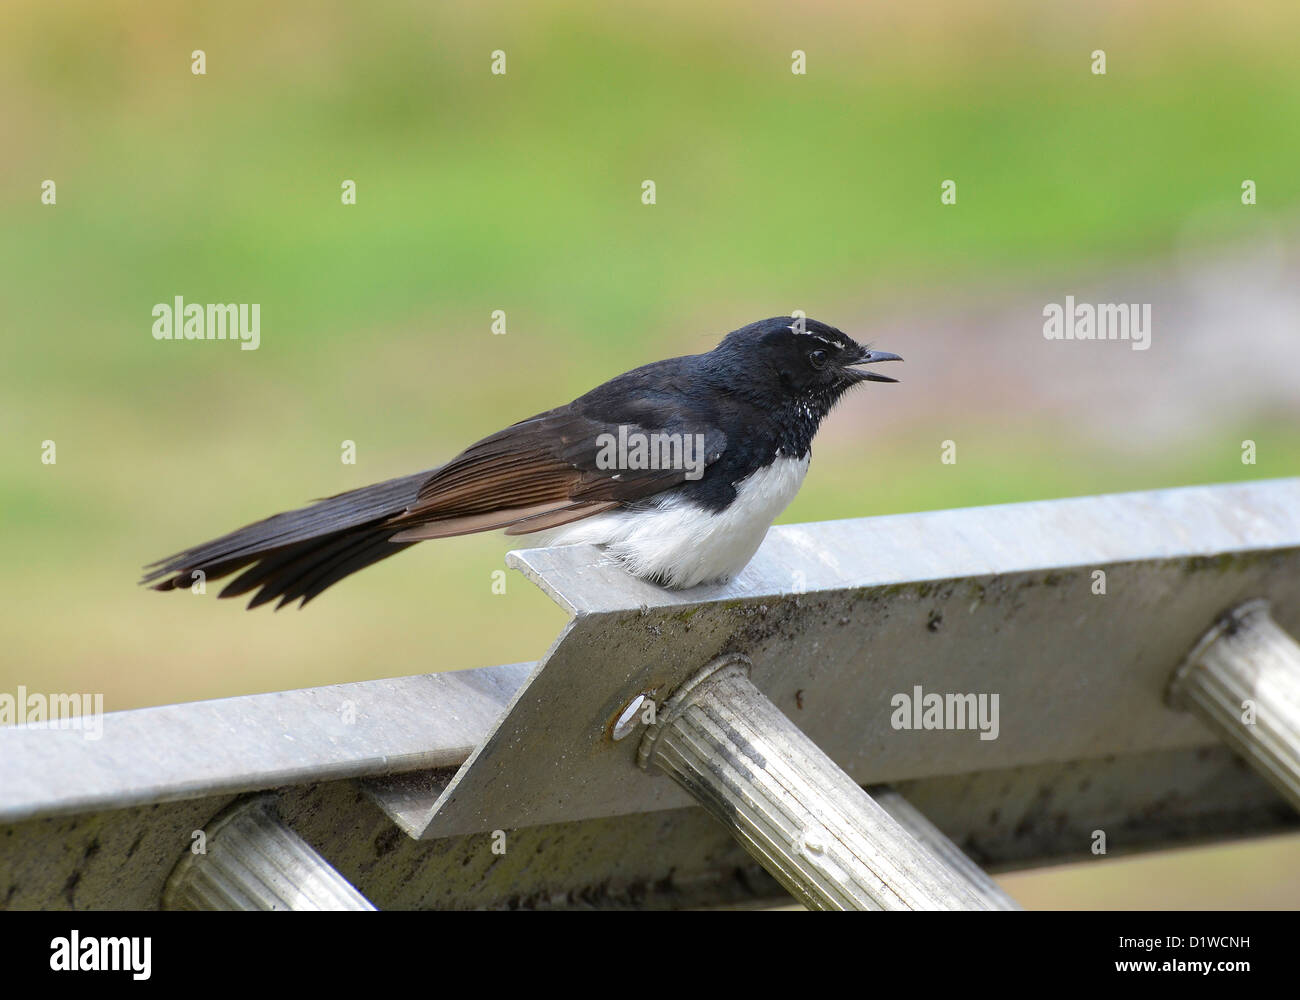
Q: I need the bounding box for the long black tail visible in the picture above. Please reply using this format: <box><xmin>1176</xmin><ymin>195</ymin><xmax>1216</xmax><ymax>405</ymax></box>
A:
<box><xmin>141</xmin><ymin>471</ymin><xmax>432</xmax><ymax>609</ymax></box>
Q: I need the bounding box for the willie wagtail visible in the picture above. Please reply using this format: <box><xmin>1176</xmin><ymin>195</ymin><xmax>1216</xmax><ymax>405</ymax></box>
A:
<box><xmin>142</xmin><ymin>316</ymin><xmax>901</xmax><ymax>606</ymax></box>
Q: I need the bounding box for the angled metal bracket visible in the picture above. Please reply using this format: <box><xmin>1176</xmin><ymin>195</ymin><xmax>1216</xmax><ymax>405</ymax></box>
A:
<box><xmin>365</xmin><ymin>479</ymin><xmax>1300</xmax><ymax>842</ymax></box>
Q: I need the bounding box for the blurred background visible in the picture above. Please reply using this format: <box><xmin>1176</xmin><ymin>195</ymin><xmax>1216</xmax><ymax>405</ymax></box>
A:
<box><xmin>2</xmin><ymin>0</ymin><xmax>1298</xmax><ymax>907</ymax></box>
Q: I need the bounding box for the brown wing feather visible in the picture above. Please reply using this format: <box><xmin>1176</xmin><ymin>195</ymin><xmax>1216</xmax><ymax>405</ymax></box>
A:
<box><xmin>502</xmin><ymin>501</ymin><xmax>621</xmax><ymax>535</ymax></box>
<box><xmin>388</xmin><ymin>409</ymin><xmax>718</xmax><ymax>538</ymax></box>
<box><xmin>389</xmin><ymin>500</ymin><xmax>616</xmax><ymax>541</ymax></box>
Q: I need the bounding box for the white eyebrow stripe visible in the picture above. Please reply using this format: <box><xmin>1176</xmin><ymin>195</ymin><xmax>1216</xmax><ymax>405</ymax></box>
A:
<box><xmin>787</xmin><ymin>325</ymin><xmax>848</xmax><ymax>349</ymax></box>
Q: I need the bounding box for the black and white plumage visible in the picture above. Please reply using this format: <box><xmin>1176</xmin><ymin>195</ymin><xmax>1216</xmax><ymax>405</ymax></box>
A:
<box><xmin>141</xmin><ymin>316</ymin><xmax>901</xmax><ymax>607</ymax></box>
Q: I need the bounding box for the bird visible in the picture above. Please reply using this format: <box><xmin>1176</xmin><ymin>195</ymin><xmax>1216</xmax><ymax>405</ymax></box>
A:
<box><xmin>141</xmin><ymin>316</ymin><xmax>901</xmax><ymax>608</ymax></box>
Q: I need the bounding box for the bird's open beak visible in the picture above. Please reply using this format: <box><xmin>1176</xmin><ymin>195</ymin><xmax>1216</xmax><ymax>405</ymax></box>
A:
<box><xmin>847</xmin><ymin>349</ymin><xmax>903</xmax><ymax>383</ymax></box>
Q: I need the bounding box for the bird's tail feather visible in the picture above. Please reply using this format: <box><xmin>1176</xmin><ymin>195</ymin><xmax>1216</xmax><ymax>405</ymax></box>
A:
<box><xmin>141</xmin><ymin>470</ymin><xmax>431</xmax><ymax>609</ymax></box>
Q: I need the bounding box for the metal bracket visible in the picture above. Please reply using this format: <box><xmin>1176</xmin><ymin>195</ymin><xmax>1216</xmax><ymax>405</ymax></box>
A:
<box><xmin>364</xmin><ymin>479</ymin><xmax>1300</xmax><ymax>839</ymax></box>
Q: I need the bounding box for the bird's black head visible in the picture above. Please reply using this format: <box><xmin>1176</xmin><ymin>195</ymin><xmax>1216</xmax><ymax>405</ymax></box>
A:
<box><xmin>711</xmin><ymin>316</ymin><xmax>902</xmax><ymax>415</ymax></box>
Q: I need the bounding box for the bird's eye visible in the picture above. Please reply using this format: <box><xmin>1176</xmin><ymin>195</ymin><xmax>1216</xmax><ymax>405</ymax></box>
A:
<box><xmin>808</xmin><ymin>349</ymin><xmax>828</xmax><ymax>370</ymax></box>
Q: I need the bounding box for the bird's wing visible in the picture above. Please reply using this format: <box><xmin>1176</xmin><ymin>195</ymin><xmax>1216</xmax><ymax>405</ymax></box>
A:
<box><xmin>386</xmin><ymin>404</ymin><xmax>727</xmax><ymax>541</ymax></box>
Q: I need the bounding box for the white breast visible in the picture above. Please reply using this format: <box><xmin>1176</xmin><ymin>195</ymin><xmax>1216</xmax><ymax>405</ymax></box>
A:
<box><xmin>535</xmin><ymin>455</ymin><xmax>810</xmax><ymax>589</ymax></box>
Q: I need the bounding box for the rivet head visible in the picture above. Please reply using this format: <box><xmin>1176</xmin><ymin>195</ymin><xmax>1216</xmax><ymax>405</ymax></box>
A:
<box><xmin>612</xmin><ymin>695</ymin><xmax>647</xmax><ymax>741</ymax></box>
